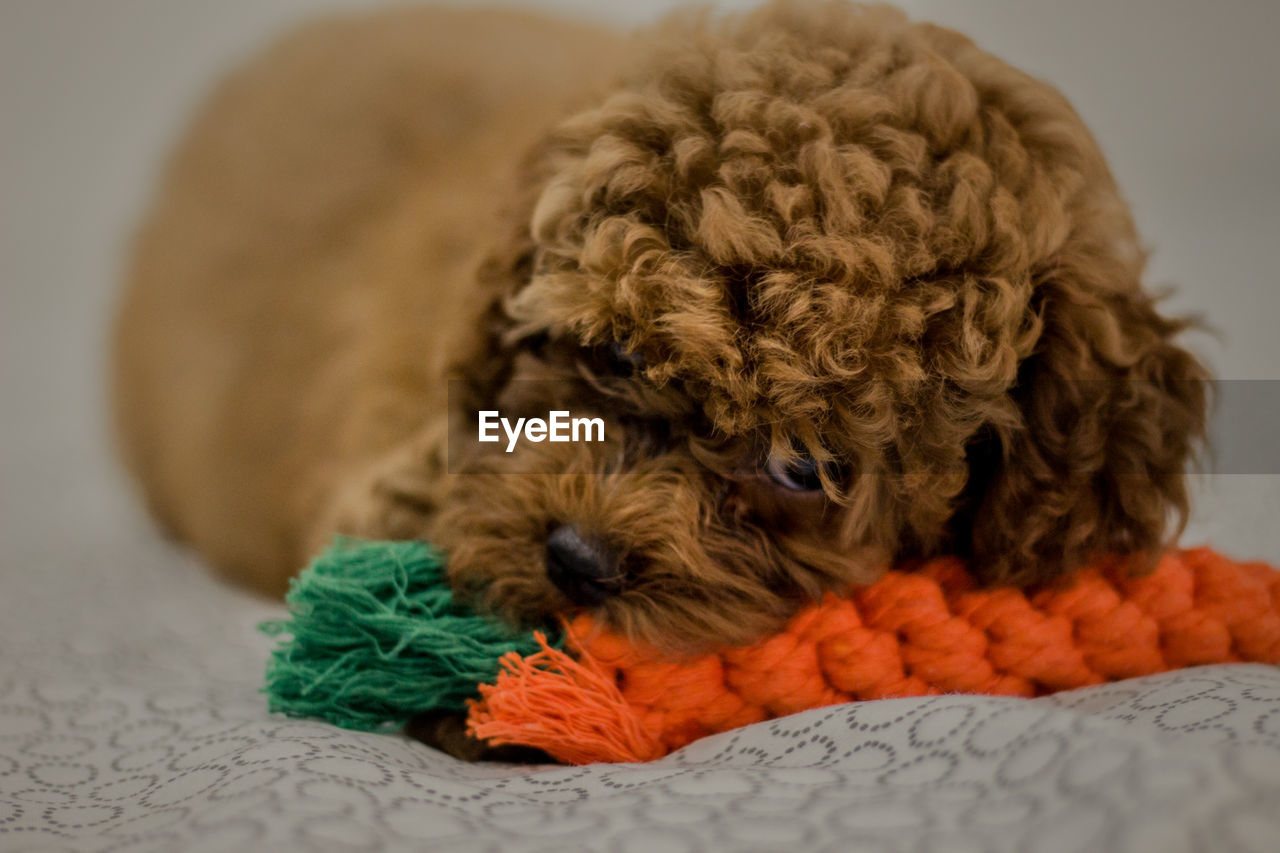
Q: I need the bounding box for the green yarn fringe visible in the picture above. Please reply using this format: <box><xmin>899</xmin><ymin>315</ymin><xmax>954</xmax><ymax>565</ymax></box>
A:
<box><xmin>261</xmin><ymin>538</ymin><xmax>556</xmax><ymax>732</ymax></box>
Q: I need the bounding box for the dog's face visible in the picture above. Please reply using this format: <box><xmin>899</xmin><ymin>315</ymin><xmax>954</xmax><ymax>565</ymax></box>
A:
<box><xmin>432</xmin><ymin>2</ymin><xmax>1206</xmax><ymax>653</ymax></box>
<box><xmin>439</xmin><ymin>324</ymin><xmax>895</xmax><ymax>652</ymax></box>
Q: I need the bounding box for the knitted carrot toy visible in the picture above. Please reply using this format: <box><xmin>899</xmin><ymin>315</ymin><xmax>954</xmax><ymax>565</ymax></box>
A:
<box><xmin>263</xmin><ymin>539</ymin><xmax>1280</xmax><ymax>765</ymax></box>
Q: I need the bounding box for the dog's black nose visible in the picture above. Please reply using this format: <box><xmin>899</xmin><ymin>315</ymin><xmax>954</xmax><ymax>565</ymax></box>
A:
<box><xmin>545</xmin><ymin>524</ymin><xmax>623</xmax><ymax>606</ymax></box>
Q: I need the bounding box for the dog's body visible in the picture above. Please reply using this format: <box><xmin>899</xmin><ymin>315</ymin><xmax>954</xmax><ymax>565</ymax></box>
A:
<box><xmin>114</xmin><ymin>6</ymin><xmax>625</xmax><ymax>591</ymax></box>
<box><xmin>114</xmin><ymin>2</ymin><xmax>1207</xmax><ymax>660</ymax></box>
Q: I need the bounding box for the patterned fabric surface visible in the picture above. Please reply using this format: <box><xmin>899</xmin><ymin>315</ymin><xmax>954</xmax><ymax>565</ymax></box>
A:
<box><xmin>2</xmin><ymin>535</ymin><xmax>1279</xmax><ymax>852</ymax></box>
<box><xmin>1</xmin><ymin>663</ymin><xmax>1279</xmax><ymax>853</ymax></box>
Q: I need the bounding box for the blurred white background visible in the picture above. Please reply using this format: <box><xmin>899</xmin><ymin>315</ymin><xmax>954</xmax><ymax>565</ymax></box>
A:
<box><xmin>3</xmin><ymin>0</ymin><xmax>1278</xmax><ymax>569</ymax></box>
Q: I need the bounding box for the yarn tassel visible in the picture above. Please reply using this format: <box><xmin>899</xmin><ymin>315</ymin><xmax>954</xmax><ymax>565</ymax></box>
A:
<box><xmin>261</xmin><ymin>538</ymin><xmax>554</xmax><ymax>731</ymax></box>
<box><xmin>467</xmin><ymin>632</ymin><xmax>666</xmax><ymax>765</ymax></box>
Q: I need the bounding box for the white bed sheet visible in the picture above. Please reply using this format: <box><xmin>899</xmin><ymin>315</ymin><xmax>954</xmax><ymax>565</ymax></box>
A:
<box><xmin>2</xmin><ymin>534</ymin><xmax>1279</xmax><ymax>853</ymax></box>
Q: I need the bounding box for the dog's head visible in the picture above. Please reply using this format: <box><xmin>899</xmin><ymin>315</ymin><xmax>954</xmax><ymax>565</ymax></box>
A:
<box><xmin>433</xmin><ymin>1</ymin><xmax>1207</xmax><ymax>652</ymax></box>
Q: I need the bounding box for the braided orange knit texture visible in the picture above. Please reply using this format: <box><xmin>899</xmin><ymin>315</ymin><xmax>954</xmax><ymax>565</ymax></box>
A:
<box><xmin>467</xmin><ymin>548</ymin><xmax>1280</xmax><ymax>765</ymax></box>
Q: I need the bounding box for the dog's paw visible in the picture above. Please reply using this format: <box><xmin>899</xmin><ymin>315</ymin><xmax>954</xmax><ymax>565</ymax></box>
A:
<box><xmin>404</xmin><ymin>710</ymin><xmax>555</xmax><ymax>764</ymax></box>
<box><xmin>310</xmin><ymin>427</ymin><xmax>450</xmax><ymax>549</ymax></box>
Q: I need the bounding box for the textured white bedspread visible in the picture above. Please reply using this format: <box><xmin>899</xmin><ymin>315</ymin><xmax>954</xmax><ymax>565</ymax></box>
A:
<box><xmin>2</xmin><ymin>534</ymin><xmax>1278</xmax><ymax>853</ymax></box>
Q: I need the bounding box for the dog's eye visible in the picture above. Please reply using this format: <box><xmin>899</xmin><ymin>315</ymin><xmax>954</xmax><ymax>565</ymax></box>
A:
<box><xmin>519</xmin><ymin>331</ymin><xmax>549</xmax><ymax>356</ymax></box>
<box><xmin>765</xmin><ymin>452</ymin><xmax>826</xmax><ymax>491</ymax></box>
<box><xmin>603</xmin><ymin>341</ymin><xmax>644</xmax><ymax>376</ymax></box>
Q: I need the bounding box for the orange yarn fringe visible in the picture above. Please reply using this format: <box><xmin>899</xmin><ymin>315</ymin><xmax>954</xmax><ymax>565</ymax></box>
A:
<box><xmin>467</xmin><ymin>548</ymin><xmax>1280</xmax><ymax>765</ymax></box>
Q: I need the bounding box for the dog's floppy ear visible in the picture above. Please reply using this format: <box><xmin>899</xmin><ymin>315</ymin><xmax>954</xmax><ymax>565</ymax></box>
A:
<box><xmin>456</xmin><ymin>229</ymin><xmax>536</xmax><ymax>405</ymax></box>
<box><xmin>960</xmin><ymin>266</ymin><xmax>1209</xmax><ymax>586</ymax></box>
<box><xmin>450</xmin><ymin>139</ymin><xmax>556</xmax><ymax>409</ymax></box>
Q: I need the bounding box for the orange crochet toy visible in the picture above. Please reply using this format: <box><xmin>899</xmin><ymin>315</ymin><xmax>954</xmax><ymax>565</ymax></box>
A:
<box><xmin>468</xmin><ymin>547</ymin><xmax>1280</xmax><ymax>764</ymax></box>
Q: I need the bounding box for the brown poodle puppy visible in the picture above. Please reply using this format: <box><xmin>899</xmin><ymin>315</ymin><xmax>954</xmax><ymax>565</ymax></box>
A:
<box><xmin>114</xmin><ymin>1</ymin><xmax>1207</xmax><ymax>662</ymax></box>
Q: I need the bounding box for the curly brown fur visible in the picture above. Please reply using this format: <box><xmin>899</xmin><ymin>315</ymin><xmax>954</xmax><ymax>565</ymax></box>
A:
<box><xmin>114</xmin><ymin>1</ymin><xmax>1207</xmax><ymax>664</ymax></box>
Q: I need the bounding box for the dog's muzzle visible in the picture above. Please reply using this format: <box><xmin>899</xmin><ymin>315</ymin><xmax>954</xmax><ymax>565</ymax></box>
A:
<box><xmin>545</xmin><ymin>524</ymin><xmax>624</xmax><ymax>606</ymax></box>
